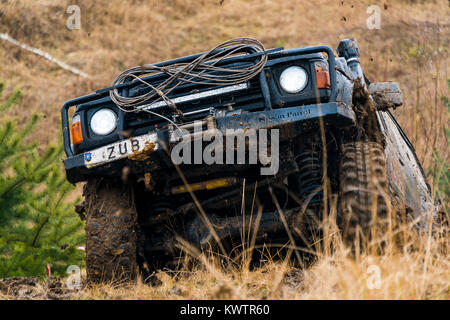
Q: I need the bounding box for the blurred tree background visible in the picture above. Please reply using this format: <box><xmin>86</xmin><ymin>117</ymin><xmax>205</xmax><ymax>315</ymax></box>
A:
<box><xmin>0</xmin><ymin>81</ymin><xmax>84</xmax><ymax>278</ymax></box>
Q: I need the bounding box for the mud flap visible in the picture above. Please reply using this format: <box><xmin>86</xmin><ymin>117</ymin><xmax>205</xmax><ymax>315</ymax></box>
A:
<box><xmin>369</xmin><ymin>82</ymin><xmax>403</xmax><ymax>110</ymax></box>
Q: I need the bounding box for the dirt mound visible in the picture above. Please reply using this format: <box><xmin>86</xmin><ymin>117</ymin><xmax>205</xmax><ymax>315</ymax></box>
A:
<box><xmin>0</xmin><ymin>277</ymin><xmax>78</xmax><ymax>300</ymax></box>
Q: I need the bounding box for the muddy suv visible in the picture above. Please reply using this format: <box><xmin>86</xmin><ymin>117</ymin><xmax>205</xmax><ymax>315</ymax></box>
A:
<box><xmin>61</xmin><ymin>38</ymin><xmax>437</xmax><ymax>283</ymax></box>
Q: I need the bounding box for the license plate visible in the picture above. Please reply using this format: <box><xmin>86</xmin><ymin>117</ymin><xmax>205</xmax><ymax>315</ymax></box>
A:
<box><xmin>84</xmin><ymin>133</ymin><xmax>159</xmax><ymax>168</ymax></box>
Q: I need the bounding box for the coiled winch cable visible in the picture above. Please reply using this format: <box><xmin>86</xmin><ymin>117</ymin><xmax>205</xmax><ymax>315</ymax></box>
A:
<box><xmin>109</xmin><ymin>38</ymin><xmax>267</xmax><ymax>124</ymax></box>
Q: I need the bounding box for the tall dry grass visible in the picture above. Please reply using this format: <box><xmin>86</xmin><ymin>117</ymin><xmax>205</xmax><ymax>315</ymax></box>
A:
<box><xmin>72</xmin><ymin>200</ymin><xmax>448</xmax><ymax>300</ymax></box>
<box><xmin>75</xmin><ymin>165</ymin><xmax>448</xmax><ymax>300</ymax></box>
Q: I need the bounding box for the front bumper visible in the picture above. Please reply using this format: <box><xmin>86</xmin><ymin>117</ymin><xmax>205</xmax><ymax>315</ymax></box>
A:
<box><xmin>64</xmin><ymin>102</ymin><xmax>355</xmax><ymax>183</ymax></box>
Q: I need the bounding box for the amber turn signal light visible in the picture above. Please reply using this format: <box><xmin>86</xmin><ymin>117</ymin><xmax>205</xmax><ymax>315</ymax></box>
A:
<box><xmin>71</xmin><ymin>121</ymin><xmax>83</xmax><ymax>145</ymax></box>
<box><xmin>315</xmin><ymin>68</ymin><xmax>331</xmax><ymax>89</ymax></box>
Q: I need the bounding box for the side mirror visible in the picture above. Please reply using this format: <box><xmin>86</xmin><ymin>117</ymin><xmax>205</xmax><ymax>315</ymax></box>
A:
<box><xmin>369</xmin><ymin>81</ymin><xmax>403</xmax><ymax>110</ymax></box>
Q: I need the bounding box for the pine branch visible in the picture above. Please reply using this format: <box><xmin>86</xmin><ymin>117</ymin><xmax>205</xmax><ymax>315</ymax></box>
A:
<box><xmin>0</xmin><ymin>80</ymin><xmax>85</xmax><ymax>277</ymax></box>
<box><xmin>31</xmin><ymin>216</ymin><xmax>50</xmax><ymax>247</ymax></box>
<box><xmin>0</xmin><ymin>176</ymin><xmax>26</xmax><ymax>199</ymax></box>
<box><xmin>0</xmin><ymin>88</ymin><xmax>21</xmax><ymax>112</ymax></box>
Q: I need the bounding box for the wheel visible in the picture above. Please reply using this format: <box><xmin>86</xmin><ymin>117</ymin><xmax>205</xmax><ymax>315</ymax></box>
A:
<box><xmin>339</xmin><ymin>141</ymin><xmax>389</xmax><ymax>244</ymax></box>
<box><xmin>84</xmin><ymin>179</ymin><xmax>138</xmax><ymax>283</ymax></box>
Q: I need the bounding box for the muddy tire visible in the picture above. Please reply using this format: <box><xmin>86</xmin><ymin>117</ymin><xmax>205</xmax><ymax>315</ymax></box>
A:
<box><xmin>84</xmin><ymin>179</ymin><xmax>138</xmax><ymax>283</ymax></box>
<box><xmin>339</xmin><ymin>141</ymin><xmax>389</xmax><ymax>244</ymax></box>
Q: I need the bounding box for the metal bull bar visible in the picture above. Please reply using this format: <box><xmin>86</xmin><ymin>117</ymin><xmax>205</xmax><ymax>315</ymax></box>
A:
<box><xmin>61</xmin><ymin>45</ymin><xmax>337</xmax><ymax>158</ymax></box>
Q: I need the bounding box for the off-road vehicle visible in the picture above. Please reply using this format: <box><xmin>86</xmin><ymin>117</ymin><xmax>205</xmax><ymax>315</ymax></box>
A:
<box><xmin>61</xmin><ymin>38</ymin><xmax>438</xmax><ymax>283</ymax></box>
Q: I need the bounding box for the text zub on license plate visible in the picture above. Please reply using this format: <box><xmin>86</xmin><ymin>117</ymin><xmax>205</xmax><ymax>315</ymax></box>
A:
<box><xmin>83</xmin><ymin>133</ymin><xmax>159</xmax><ymax>168</ymax></box>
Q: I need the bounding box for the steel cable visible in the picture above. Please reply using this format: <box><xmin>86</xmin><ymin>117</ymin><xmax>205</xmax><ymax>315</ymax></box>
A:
<box><xmin>109</xmin><ymin>38</ymin><xmax>267</xmax><ymax>121</ymax></box>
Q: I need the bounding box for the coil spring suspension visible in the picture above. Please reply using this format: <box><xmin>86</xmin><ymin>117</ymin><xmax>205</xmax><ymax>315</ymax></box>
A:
<box><xmin>143</xmin><ymin>196</ymin><xmax>176</xmax><ymax>226</ymax></box>
<box><xmin>296</xmin><ymin>142</ymin><xmax>323</xmax><ymax>211</ymax></box>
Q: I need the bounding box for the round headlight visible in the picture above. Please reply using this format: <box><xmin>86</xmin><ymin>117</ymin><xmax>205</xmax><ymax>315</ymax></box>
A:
<box><xmin>279</xmin><ymin>66</ymin><xmax>308</xmax><ymax>94</ymax></box>
<box><xmin>90</xmin><ymin>109</ymin><xmax>117</xmax><ymax>136</ymax></box>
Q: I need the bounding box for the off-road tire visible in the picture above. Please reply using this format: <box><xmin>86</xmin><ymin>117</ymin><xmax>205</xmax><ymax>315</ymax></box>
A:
<box><xmin>84</xmin><ymin>179</ymin><xmax>138</xmax><ymax>283</ymax></box>
<box><xmin>339</xmin><ymin>141</ymin><xmax>389</xmax><ymax>244</ymax></box>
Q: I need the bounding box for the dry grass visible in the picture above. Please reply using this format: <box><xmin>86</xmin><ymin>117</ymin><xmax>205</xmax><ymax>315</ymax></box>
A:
<box><xmin>0</xmin><ymin>208</ymin><xmax>448</xmax><ymax>300</ymax></box>
<box><xmin>69</xmin><ymin>210</ymin><xmax>448</xmax><ymax>300</ymax></box>
<box><xmin>0</xmin><ymin>0</ymin><xmax>448</xmax><ymax>300</ymax></box>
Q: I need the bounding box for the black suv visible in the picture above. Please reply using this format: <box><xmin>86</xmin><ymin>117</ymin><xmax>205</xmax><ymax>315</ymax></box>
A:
<box><xmin>61</xmin><ymin>38</ymin><xmax>438</xmax><ymax>283</ymax></box>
